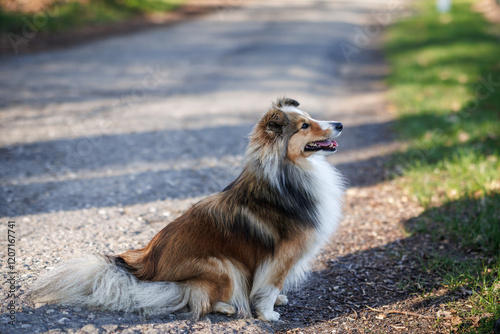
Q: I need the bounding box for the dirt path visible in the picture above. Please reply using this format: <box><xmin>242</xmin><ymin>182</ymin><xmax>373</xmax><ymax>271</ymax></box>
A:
<box><xmin>0</xmin><ymin>0</ymin><xmax>461</xmax><ymax>333</ymax></box>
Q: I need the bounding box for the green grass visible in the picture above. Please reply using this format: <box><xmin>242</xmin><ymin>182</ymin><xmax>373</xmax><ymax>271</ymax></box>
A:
<box><xmin>384</xmin><ymin>0</ymin><xmax>500</xmax><ymax>331</ymax></box>
<box><xmin>423</xmin><ymin>253</ymin><xmax>500</xmax><ymax>332</ymax></box>
<box><xmin>0</xmin><ymin>0</ymin><xmax>184</xmax><ymax>34</ymax></box>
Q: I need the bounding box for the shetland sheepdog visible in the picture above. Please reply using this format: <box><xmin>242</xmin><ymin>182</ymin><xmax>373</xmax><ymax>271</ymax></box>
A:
<box><xmin>30</xmin><ymin>97</ymin><xmax>344</xmax><ymax>321</ymax></box>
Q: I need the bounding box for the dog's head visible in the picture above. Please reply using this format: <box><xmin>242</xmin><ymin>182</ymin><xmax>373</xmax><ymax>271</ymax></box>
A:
<box><xmin>249</xmin><ymin>97</ymin><xmax>342</xmax><ymax>164</ymax></box>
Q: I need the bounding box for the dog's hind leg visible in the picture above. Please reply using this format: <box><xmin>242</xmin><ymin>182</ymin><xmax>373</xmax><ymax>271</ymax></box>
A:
<box><xmin>185</xmin><ymin>257</ymin><xmax>250</xmax><ymax>319</ymax></box>
<box><xmin>213</xmin><ymin>302</ymin><xmax>236</xmax><ymax>315</ymax></box>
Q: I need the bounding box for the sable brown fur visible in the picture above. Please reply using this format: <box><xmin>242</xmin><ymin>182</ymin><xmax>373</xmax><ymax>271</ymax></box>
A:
<box><xmin>30</xmin><ymin>97</ymin><xmax>344</xmax><ymax>322</ymax></box>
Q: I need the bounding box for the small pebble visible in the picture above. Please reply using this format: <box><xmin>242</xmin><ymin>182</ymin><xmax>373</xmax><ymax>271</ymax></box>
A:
<box><xmin>81</xmin><ymin>324</ymin><xmax>98</xmax><ymax>333</ymax></box>
<box><xmin>102</xmin><ymin>324</ymin><xmax>119</xmax><ymax>332</ymax></box>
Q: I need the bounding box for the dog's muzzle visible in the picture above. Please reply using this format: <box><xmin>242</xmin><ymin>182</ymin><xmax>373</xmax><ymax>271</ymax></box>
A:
<box><xmin>330</xmin><ymin>122</ymin><xmax>343</xmax><ymax>137</ymax></box>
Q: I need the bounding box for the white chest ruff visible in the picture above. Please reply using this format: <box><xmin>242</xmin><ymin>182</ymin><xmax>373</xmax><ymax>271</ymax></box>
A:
<box><xmin>308</xmin><ymin>155</ymin><xmax>344</xmax><ymax>244</ymax></box>
<box><xmin>283</xmin><ymin>155</ymin><xmax>344</xmax><ymax>291</ymax></box>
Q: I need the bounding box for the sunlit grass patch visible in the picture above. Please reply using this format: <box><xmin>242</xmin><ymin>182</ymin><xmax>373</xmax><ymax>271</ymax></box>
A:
<box><xmin>385</xmin><ymin>0</ymin><xmax>500</xmax><ymax>331</ymax></box>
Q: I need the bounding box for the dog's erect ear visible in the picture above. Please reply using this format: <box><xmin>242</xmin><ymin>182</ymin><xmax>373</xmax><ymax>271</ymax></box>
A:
<box><xmin>275</xmin><ymin>97</ymin><xmax>300</xmax><ymax>108</ymax></box>
<box><xmin>262</xmin><ymin>109</ymin><xmax>289</xmax><ymax>135</ymax></box>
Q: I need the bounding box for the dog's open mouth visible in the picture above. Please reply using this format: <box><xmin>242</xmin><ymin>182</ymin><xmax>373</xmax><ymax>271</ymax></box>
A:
<box><xmin>304</xmin><ymin>140</ymin><xmax>338</xmax><ymax>152</ymax></box>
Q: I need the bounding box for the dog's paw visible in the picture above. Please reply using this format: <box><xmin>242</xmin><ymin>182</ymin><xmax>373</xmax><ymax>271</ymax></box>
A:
<box><xmin>213</xmin><ymin>302</ymin><xmax>236</xmax><ymax>316</ymax></box>
<box><xmin>275</xmin><ymin>294</ymin><xmax>288</xmax><ymax>306</ymax></box>
<box><xmin>257</xmin><ymin>310</ymin><xmax>280</xmax><ymax>322</ymax></box>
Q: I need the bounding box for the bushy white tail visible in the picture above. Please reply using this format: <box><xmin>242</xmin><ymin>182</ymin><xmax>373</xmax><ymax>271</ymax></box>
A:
<box><xmin>30</xmin><ymin>255</ymin><xmax>189</xmax><ymax>316</ymax></box>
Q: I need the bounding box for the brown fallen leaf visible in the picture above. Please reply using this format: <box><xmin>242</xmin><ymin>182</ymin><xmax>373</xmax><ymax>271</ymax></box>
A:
<box><xmin>469</xmin><ymin>315</ymin><xmax>481</xmax><ymax>328</ymax></box>
<box><xmin>437</xmin><ymin>310</ymin><xmax>452</xmax><ymax>318</ymax></box>
<box><xmin>451</xmin><ymin>315</ymin><xmax>462</xmax><ymax>326</ymax></box>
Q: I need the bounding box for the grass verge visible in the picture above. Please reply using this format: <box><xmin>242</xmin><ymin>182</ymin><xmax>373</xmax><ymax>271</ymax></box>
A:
<box><xmin>384</xmin><ymin>0</ymin><xmax>500</xmax><ymax>332</ymax></box>
<box><xmin>0</xmin><ymin>0</ymin><xmax>184</xmax><ymax>34</ymax></box>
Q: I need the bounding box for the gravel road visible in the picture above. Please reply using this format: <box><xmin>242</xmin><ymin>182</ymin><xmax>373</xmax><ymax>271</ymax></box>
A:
<box><xmin>0</xmin><ymin>0</ymin><xmax>412</xmax><ymax>333</ymax></box>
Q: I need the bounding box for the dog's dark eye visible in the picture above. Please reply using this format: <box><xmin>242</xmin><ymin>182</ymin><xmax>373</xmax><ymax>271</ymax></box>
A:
<box><xmin>301</xmin><ymin>123</ymin><xmax>309</xmax><ymax>129</ymax></box>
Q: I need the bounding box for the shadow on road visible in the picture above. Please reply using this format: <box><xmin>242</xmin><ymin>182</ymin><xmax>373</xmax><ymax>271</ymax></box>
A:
<box><xmin>0</xmin><ymin>119</ymin><xmax>395</xmax><ymax>216</ymax></box>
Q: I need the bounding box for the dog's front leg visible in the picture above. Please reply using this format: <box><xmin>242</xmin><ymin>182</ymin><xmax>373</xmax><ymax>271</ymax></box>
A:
<box><xmin>252</xmin><ymin>284</ymin><xmax>281</xmax><ymax>321</ymax></box>
<box><xmin>275</xmin><ymin>294</ymin><xmax>289</xmax><ymax>306</ymax></box>
<box><xmin>250</xmin><ymin>236</ymin><xmax>313</xmax><ymax>321</ymax></box>
<box><xmin>250</xmin><ymin>256</ymin><xmax>296</xmax><ymax>320</ymax></box>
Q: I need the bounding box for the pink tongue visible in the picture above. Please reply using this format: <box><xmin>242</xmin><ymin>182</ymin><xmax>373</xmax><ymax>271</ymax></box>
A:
<box><xmin>315</xmin><ymin>140</ymin><xmax>338</xmax><ymax>147</ymax></box>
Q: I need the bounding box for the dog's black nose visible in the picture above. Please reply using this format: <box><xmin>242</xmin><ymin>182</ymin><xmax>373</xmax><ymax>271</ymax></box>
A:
<box><xmin>331</xmin><ymin>122</ymin><xmax>343</xmax><ymax>131</ymax></box>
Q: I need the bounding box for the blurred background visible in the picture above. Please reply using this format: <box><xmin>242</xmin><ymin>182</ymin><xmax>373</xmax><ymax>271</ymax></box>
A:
<box><xmin>0</xmin><ymin>0</ymin><xmax>499</xmax><ymax>332</ymax></box>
